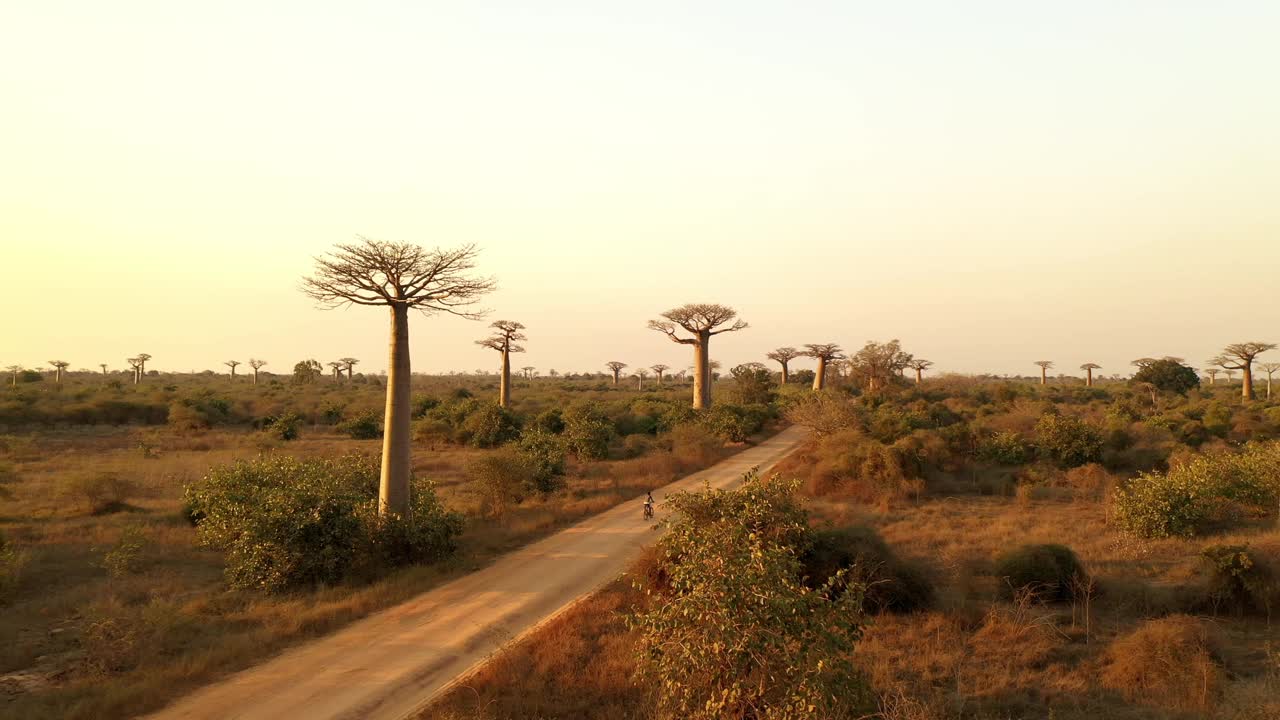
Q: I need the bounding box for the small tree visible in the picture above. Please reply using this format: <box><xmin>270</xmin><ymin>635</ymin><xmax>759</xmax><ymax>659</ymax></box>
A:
<box><xmin>1210</xmin><ymin>342</ymin><xmax>1277</xmax><ymax>401</ymax></box>
<box><xmin>476</xmin><ymin>320</ymin><xmax>526</xmax><ymax>408</ymax></box>
<box><xmin>327</xmin><ymin>361</ymin><xmax>345</xmax><ymax>379</ymax></box>
<box><xmin>6</xmin><ymin>365</ymin><xmax>21</xmax><ymax>387</ymax></box>
<box><xmin>339</xmin><ymin>357</ymin><xmax>359</xmax><ymax>380</ymax></box>
<box><xmin>606</xmin><ymin>361</ymin><xmax>628</xmax><ymax>385</ymax></box>
<box><xmin>99</xmin><ymin>363</ymin><xmax>108</xmax><ymax>376</ymax></box>
<box><xmin>248</xmin><ymin>358</ymin><xmax>268</xmax><ymax>386</ymax></box>
<box><xmin>1204</xmin><ymin>368</ymin><xmax>1219</xmax><ymax>386</ymax></box>
<box><xmin>766</xmin><ymin>347</ymin><xmax>801</xmax><ymax>385</ymax></box>
<box><xmin>293</xmin><ymin>359</ymin><xmax>323</xmax><ymax>384</ymax></box>
<box><xmin>1034</xmin><ymin>360</ymin><xmax>1054</xmax><ymax>385</ymax></box>
<box><xmin>848</xmin><ymin>340</ymin><xmax>913</xmax><ymax>391</ymax></box>
<box><xmin>650</xmin><ymin>364</ymin><xmax>669</xmax><ymax>385</ymax></box>
<box><xmin>225</xmin><ymin>360</ymin><xmax>241</xmax><ymax>380</ymax></box>
<box><xmin>134</xmin><ymin>353</ymin><xmax>152</xmax><ymax>378</ymax></box>
<box><xmin>302</xmin><ymin>238</ymin><xmax>495</xmax><ymax>516</ymax></box>
<box><xmin>126</xmin><ymin>357</ymin><xmax>143</xmax><ymax>384</ymax></box>
<box><xmin>648</xmin><ymin>303</ymin><xmax>749</xmax><ymax>409</ymax></box>
<box><xmin>521</xmin><ymin>365</ymin><xmax>535</xmax><ymax>379</ymax></box>
<box><xmin>802</xmin><ymin>343</ymin><xmax>843</xmax><ymax>391</ymax></box>
<box><xmin>635</xmin><ymin>367</ymin><xmax>648</xmax><ymax>390</ymax></box>
<box><xmin>1132</xmin><ymin>358</ymin><xmax>1200</xmax><ymax>395</ymax></box>
<box><xmin>1260</xmin><ymin>362</ymin><xmax>1280</xmax><ymax>400</ymax></box>
<box><xmin>1080</xmin><ymin>362</ymin><xmax>1101</xmax><ymax>387</ymax></box>
<box><xmin>48</xmin><ymin>360</ymin><xmax>70</xmax><ymax>385</ymax></box>
<box><xmin>907</xmin><ymin>358</ymin><xmax>933</xmax><ymax>384</ymax></box>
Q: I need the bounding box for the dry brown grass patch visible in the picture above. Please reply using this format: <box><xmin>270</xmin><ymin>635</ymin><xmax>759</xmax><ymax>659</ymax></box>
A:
<box><xmin>1100</xmin><ymin>614</ymin><xmax>1223</xmax><ymax>714</ymax></box>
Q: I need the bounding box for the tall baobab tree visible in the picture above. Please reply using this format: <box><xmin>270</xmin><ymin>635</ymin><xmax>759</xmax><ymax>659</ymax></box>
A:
<box><xmin>521</xmin><ymin>366</ymin><xmax>536</xmax><ymax>379</ymax></box>
<box><xmin>635</xmin><ymin>367</ymin><xmax>648</xmax><ymax>390</ymax></box>
<box><xmin>1259</xmin><ymin>362</ymin><xmax>1280</xmax><ymax>400</ymax></box>
<box><xmin>6</xmin><ymin>365</ymin><xmax>21</xmax><ymax>387</ymax></box>
<box><xmin>1203</xmin><ymin>368</ymin><xmax>1219</xmax><ymax>386</ymax></box>
<box><xmin>1210</xmin><ymin>342</ymin><xmax>1277</xmax><ymax>401</ymax></box>
<box><xmin>475</xmin><ymin>320</ymin><xmax>526</xmax><ymax>408</ymax></box>
<box><xmin>302</xmin><ymin>238</ymin><xmax>495</xmax><ymax>517</ymax></box>
<box><xmin>339</xmin><ymin>357</ymin><xmax>359</xmax><ymax>380</ymax></box>
<box><xmin>606</xmin><ymin>361</ymin><xmax>628</xmax><ymax>385</ymax></box>
<box><xmin>225</xmin><ymin>360</ymin><xmax>242</xmax><ymax>380</ymax></box>
<box><xmin>650</xmin><ymin>364</ymin><xmax>669</xmax><ymax>386</ymax></box>
<box><xmin>802</xmin><ymin>344</ymin><xmax>843</xmax><ymax>391</ymax></box>
<box><xmin>99</xmin><ymin>363</ymin><xmax>109</xmax><ymax>376</ymax></box>
<box><xmin>248</xmin><ymin>358</ymin><xmax>268</xmax><ymax>386</ymax></box>
<box><xmin>49</xmin><ymin>360</ymin><xmax>69</xmax><ymax>385</ymax></box>
<box><xmin>327</xmin><ymin>361</ymin><xmax>346</xmax><ymax>380</ymax></box>
<box><xmin>766</xmin><ymin>347</ymin><xmax>801</xmax><ymax>385</ymax></box>
<box><xmin>1033</xmin><ymin>361</ymin><xmax>1054</xmax><ymax>385</ymax></box>
<box><xmin>127</xmin><ymin>357</ymin><xmax>143</xmax><ymax>384</ymax></box>
<box><xmin>1080</xmin><ymin>362</ymin><xmax>1101</xmax><ymax>387</ymax></box>
<box><xmin>907</xmin><ymin>358</ymin><xmax>933</xmax><ymax>384</ymax></box>
<box><xmin>648</xmin><ymin>303</ymin><xmax>748</xmax><ymax>409</ymax></box>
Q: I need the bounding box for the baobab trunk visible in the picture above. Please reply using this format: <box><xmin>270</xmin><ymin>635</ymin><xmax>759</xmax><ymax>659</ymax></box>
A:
<box><xmin>637</xmin><ymin>374</ymin><xmax>643</xmax><ymax>391</ymax></box>
<box><xmin>499</xmin><ymin>349</ymin><xmax>511</xmax><ymax>407</ymax></box>
<box><xmin>611</xmin><ymin>370</ymin><xmax>620</xmax><ymax>385</ymax></box>
<box><xmin>380</xmin><ymin>304</ymin><xmax>412</xmax><ymax>517</ymax></box>
<box><xmin>813</xmin><ymin>357</ymin><xmax>828</xmax><ymax>391</ymax></box>
<box><xmin>915</xmin><ymin>368</ymin><xmax>923</xmax><ymax>384</ymax></box>
<box><xmin>1040</xmin><ymin>368</ymin><xmax>1047</xmax><ymax>385</ymax></box>
<box><xmin>252</xmin><ymin>368</ymin><xmax>259</xmax><ymax>386</ymax></box>
<box><xmin>1241</xmin><ymin>366</ymin><xmax>1254</xmax><ymax>401</ymax></box>
<box><xmin>1086</xmin><ymin>368</ymin><xmax>1094</xmax><ymax>387</ymax></box>
<box><xmin>693</xmin><ymin>338</ymin><xmax>710</xmax><ymax>409</ymax></box>
<box><xmin>780</xmin><ymin>362</ymin><xmax>789</xmax><ymax>385</ymax></box>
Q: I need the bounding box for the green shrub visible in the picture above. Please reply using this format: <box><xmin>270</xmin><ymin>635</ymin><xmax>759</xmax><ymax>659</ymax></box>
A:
<box><xmin>469</xmin><ymin>448</ymin><xmax>533</xmax><ymax>517</ymax></box>
<box><xmin>1199</xmin><ymin>544</ymin><xmax>1275</xmax><ymax>616</ymax></box>
<box><xmin>185</xmin><ymin>454</ymin><xmax>460</xmax><ymax>592</ymax></box>
<box><xmin>0</xmin><ymin>531</ymin><xmax>28</xmax><ymax>603</ymax></box>
<box><xmin>1035</xmin><ymin>413</ymin><xmax>1103</xmax><ymax>468</ymax></box>
<box><xmin>993</xmin><ymin>543</ymin><xmax>1087</xmax><ymax>602</ymax></box>
<box><xmin>62</xmin><ymin>471</ymin><xmax>139</xmax><ymax>514</ymax></box>
<box><xmin>518</xmin><ymin>429</ymin><xmax>567</xmax><ymax>493</ymax></box>
<box><xmin>1132</xmin><ymin>359</ymin><xmax>1201</xmax><ymax>395</ymax></box>
<box><xmin>700</xmin><ymin>403</ymin><xmax>767</xmax><ymax>443</ymax></box>
<box><xmin>1113</xmin><ymin>444</ymin><xmax>1280</xmax><ymax>538</ymax></box>
<box><xmin>563</xmin><ymin>404</ymin><xmax>613</xmax><ymax>460</ymax></box>
<box><xmin>102</xmin><ymin>525</ymin><xmax>146</xmax><ymax>578</ymax></box>
<box><xmin>530</xmin><ymin>408</ymin><xmax>565</xmax><ymax>434</ymax></box>
<box><xmin>265</xmin><ymin>412</ymin><xmax>302</xmax><ymax>441</ymax></box>
<box><xmin>977</xmin><ymin>430</ymin><xmax>1032</xmax><ymax>465</ymax></box>
<box><xmin>669</xmin><ymin>424</ymin><xmax>722</xmax><ymax>465</ymax></box>
<box><xmin>340</xmin><ymin>410</ymin><xmax>383</xmax><ymax>440</ymax></box>
<box><xmin>801</xmin><ymin>526</ymin><xmax>933</xmax><ymax>613</ymax></box>
<box><xmin>461</xmin><ymin>403</ymin><xmax>520</xmax><ymax>448</ymax></box>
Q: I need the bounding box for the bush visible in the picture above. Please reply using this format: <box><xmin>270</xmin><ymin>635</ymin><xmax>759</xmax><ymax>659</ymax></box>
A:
<box><xmin>993</xmin><ymin>543</ymin><xmax>1087</xmax><ymax>602</ymax></box>
<box><xmin>62</xmin><ymin>471</ymin><xmax>138</xmax><ymax>514</ymax></box>
<box><xmin>784</xmin><ymin>391</ymin><xmax>861</xmax><ymax>437</ymax></box>
<box><xmin>265</xmin><ymin>412</ymin><xmax>302</xmax><ymax>441</ymax></box>
<box><xmin>1199</xmin><ymin>544</ymin><xmax>1275</xmax><ymax>616</ymax></box>
<box><xmin>1132</xmin><ymin>359</ymin><xmax>1202</xmax><ymax>395</ymax></box>
<box><xmin>186</xmin><ymin>454</ymin><xmax>460</xmax><ymax>592</ymax></box>
<box><xmin>530</xmin><ymin>408</ymin><xmax>565</xmax><ymax>435</ymax></box>
<box><xmin>1034</xmin><ymin>413</ymin><xmax>1103</xmax><ymax>468</ymax></box>
<box><xmin>700</xmin><ymin>403</ymin><xmax>767</xmax><ymax>443</ymax></box>
<box><xmin>801</xmin><ymin>526</ymin><xmax>933</xmax><ymax>613</ymax></box>
<box><xmin>806</xmin><ymin>430</ymin><xmax>913</xmax><ymax>499</ymax></box>
<box><xmin>1100</xmin><ymin>615</ymin><xmax>1222</xmax><ymax>713</ymax></box>
<box><xmin>562</xmin><ymin>404</ymin><xmax>613</xmax><ymax>460</ymax></box>
<box><xmin>518</xmin><ymin>429</ymin><xmax>567</xmax><ymax>494</ymax></box>
<box><xmin>620</xmin><ymin>433</ymin><xmax>653</xmax><ymax>459</ymax></box>
<box><xmin>468</xmin><ymin>448</ymin><xmax>534</xmax><ymax>517</ymax></box>
<box><xmin>461</xmin><ymin>403</ymin><xmax>520</xmax><ymax>448</ymax></box>
<box><xmin>977</xmin><ymin>430</ymin><xmax>1032</xmax><ymax>465</ymax></box>
<box><xmin>669</xmin><ymin>424</ymin><xmax>722</xmax><ymax>466</ymax></box>
<box><xmin>0</xmin><ymin>531</ymin><xmax>28</xmax><ymax>603</ymax></box>
<box><xmin>340</xmin><ymin>410</ymin><xmax>383</xmax><ymax>440</ymax></box>
<box><xmin>1112</xmin><ymin>444</ymin><xmax>1280</xmax><ymax>538</ymax></box>
<box><xmin>102</xmin><ymin>525</ymin><xmax>146</xmax><ymax>578</ymax></box>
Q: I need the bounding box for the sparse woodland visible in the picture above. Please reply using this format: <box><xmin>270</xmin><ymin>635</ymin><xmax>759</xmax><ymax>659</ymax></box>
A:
<box><xmin>2</xmin><ymin>241</ymin><xmax>1278</xmax><ymax>720</ymax></box>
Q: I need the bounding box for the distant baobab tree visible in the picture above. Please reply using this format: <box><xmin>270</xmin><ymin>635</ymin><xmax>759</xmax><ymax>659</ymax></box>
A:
<box><xmin>1203</xmin><ymin>368</ymin><xmax>1219</xmax><ymax>385</ymax></box>
<box><xmin>635</xmin><ymin>367</ymin><xmax>648</xmax><ymax>390</ymax></box>
<box><xmin>127</xmin><ymin>357</ymin><xmax>143</xmax><ymax>384</ymax></box>
<box><xmin>99</xmin><ymin>363</ymin><xmax>109</xmax><ymax>376</ymax></box>
<box><xmin>327</xmin><ymin>361</ymin><xmax>345</xmax><ymax>379</ymax></box>
<box><xmin>606</xmin><ymin>361</ymin><xmax>628</xmax><ymax>385</ymax></box>
<box><xmin>6</xmin><ymin>365</ymin><xmax>21</xmax><ymax>387</ymax></box>
<box><xmin>340</xmin><ymin>357</ymin><xmax>359</xmax><ymax>380</ymax></box>
<box><xmin>1080</xmin><ymin>363</ymin><xmax>1101</xmax><ymax>387</ymax></box>
<box><xmin>907</xmin><ymin>358</ymin><xmax>933</xmax><ymax>384</ymax></box>
<box><xmin>1259</xmin><ymin>362</ymin><xmax>1280</xmax><ymax>400</ymax></box>
<box><xmin>134</xmin><ymin>353</ymin><xmax>152</xmax><ymax>380</ymax></box>
<box><xmin>1033</xmin><ymin>361</ymin><xmax>1054</xmax><ymax>385</ymax></box>
<box><xmin>1224</xmin><ymin>369</ymin><xmax>1236</xmax><ymax>384</ymax></box>
<box><xmin>1130</xmin><ymin>358</ymin><xmax>1157</xmax><ymax>370</ymax></box>
<box><xmin>476</xmin><ymin>320</ymin><xmax>526</xmax><ymax>408</ymax></box>
<box><xmin>225</xmin><ymin>360</ymin><xmax>242</xmax><ymax>380</ymax></box>
<box><xmin>650</xmin><ymin>364</ymin><xmax>669</xmax><ymax>385</ymax></box>
<box><xmin>1210</xmin><ymin>342</ymin><xmax>1277</xmax><ymax>401</ymax></box>
<box><xmin>49</xmin><ymin>360</ymin><xmax>69</xmax><ymax>385</ymax></box>
<box><xmin>521</xmin><ymin>366</ymin><xmax>536</xmax><ymax>379</ymax></box>
<box><xmin>766</xmin><ymin>347</ymin><xmax>801</xmax><ymax>385</ymax></box>
<box><xmin>802</xmin><ymin>344</ymin><xmax>843</xmax><ymax>391</ymax></box>
<box><xmin>302</xmin><ymin>238</ymin><xmax>495</xmax><ymax>517</ymax></box>
<box><xmin>648</xmin><ymin>303</ymin><xmax>748</xmax><ymax>409</ymax></box>
<box><xmin>248</xmin><ymin>358</ymin><xmax>268</xmax><ymax>386</ymax></box>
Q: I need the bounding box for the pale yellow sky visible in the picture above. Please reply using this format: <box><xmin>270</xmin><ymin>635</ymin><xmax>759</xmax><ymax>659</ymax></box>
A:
<box><xmin>3</xmin><ymin>2</ymin><xmax>1278</xmax><ymax>376</ymax></box>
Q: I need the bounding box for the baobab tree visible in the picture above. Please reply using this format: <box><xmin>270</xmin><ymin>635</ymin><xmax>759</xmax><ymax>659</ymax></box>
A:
<box><xmin>650</xmin><ymin>364</ymin><xmax>669</xmax><ymax>385</ymax></box>
<box><xmin>475</xmin><ymin>320</ymin><xmax>526</xmax><ymax>408</ymax></box>
<box><xmin>99</xmin><ymin>363</ymin><xmax>108</xmax><ymax>376</ymax></box>
<box><xmin>133</xmin><ymin>353</ymin><xmax>152</xmax><ymax>380</ymax></box>
<box><xmin>849</xmin><ymin>340</ymin><xmax>914</xmax><ymax>391</ymax></box>
<box><xmin>1259</xmin><ymin>362</ymin><xmax>1280</xmax><ymax>400</ymax></box>
<box><xmin>1203</xmin><ymin>368</ymin><xmax>1219</xmax><ymax>386</ymax></box>
<box><xmin>6</xmin><ymin>365</ymin><xmax>21</xmax><ymax>387</ymax></box>
<box><xmin>49</xmin><ymin>360</ymin><xmax>69</xmax><ymax>385</ymax></box>
<box><xmin>635</xmin><ymin>367</ymin><xmax>648</xmax><ymax>390</ymax></box>
<box><xmin>248</xmin><ymin>358</ymin><xmax>268</xmax><ymax>386</ymax></box>
<box><xmin>127</xmin><ymin>357</ymin><xmax>143</xmax><ymax>384</ymax></box>
<box><xmin>1130</xmin><ymin>358</ymin><xmax>1157</xmax><ymax>370</ymax></box>
<box><xmin>302</xmin><ymin>238</ymin><xmax>494</xmax><ymax>517</ymax></box>
<box><xmin>1210</xmin><ymin>342</ymin><xmax>1277</xmax><ymax>401</ymax></box>
<box><xmin>340</xmin><ymin>357</ymin><xmax>359</xmax><ymax>380</ymax></box>
<box><xmin>648</xmin><ymin>304</ymin><xmax>748</xmax><ymax>409</ymax></box>
<box><xmin>1080</xmin><ymin>362</ymin><xmax>1101</xmax><ymax>387</ymax></box>
<box><xmin>225</xmin><ymin>360</ymin><xmax>242</xmax><ymax>380</ymax></box>
<box><xmin>1033</xmin><ymin>361</ymin><xmax>1054</xmax><ymax>385</ymax></box>
<box><xmin>802</xmin><ymin>344</ymin><xmax>843</xmax><ymax>391</ymax></box>
<box><xmin>327</xmin><ymin>361</ymin><xmax>345</xmax><ymax>379</ymax></box>
<box><xmin>606</xmin><ymin>361</ymin><xmax>628</xmax><ymax>385</ymax></box>
<box><xmin>908</xmin><ymin>358</ymin><xmax>933</xmax><ymax>384</ymax></box>
<box><xmin>766</xmin><ymin>347</ymin><xmax>801</xmax><ymax>385</ymax></box>
<box><xmin>521</xmin><ymin>366</ymin><xmax>536</xmax><ymax>379</ymax></box>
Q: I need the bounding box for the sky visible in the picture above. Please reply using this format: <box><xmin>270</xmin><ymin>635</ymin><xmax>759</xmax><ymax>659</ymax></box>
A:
<box><xmin>3</xmin><ymin>1</ymin><xmax>1278</xmax><ymax>377</ymax></box>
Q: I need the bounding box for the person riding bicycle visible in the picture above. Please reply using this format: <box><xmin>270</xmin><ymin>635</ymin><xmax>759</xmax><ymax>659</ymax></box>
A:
<box><xmin>643</xmin><ymin>491</ymin><xmax>655</xmax><ymax>518</ymax></box>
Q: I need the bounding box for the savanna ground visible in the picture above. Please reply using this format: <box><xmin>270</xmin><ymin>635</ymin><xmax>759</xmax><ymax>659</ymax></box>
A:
<box><xmin>0</xmin><ymin>368</ymin><xmax>785</xmax><ymax>720</ymax></box>
<box><xmin>429</xmin><ymin>373</ymin><xmax>1280</xmax><ymax>720</ymax></box>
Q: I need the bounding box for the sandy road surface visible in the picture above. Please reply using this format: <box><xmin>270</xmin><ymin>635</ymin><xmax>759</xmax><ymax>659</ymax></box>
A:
<box><xmin>144</xmin><ymin>425</ymin><xmax>807</xmax><ymax>720</ymax></box>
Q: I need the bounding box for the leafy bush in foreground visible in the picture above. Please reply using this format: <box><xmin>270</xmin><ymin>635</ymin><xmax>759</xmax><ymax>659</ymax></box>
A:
<box><xmin>185</xmin><ymin>454</ymin><xmax>460</xmax><ymax>592</ymax></box>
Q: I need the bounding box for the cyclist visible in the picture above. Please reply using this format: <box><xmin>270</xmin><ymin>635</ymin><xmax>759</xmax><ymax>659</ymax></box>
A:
<box><xmin>643</xmin><ymin>491</ymin><xmax>655</xmax><ymax>519</ymax></box>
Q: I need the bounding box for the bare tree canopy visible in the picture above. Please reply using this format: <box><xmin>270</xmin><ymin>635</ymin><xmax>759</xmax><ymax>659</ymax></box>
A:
<box><xmin>848</xmin><ymin>340</ymin><xmax>913</xmax><ymax>391</ymax></box>
<box><xmin>606</xmin><ymin>361</ymin><xmax>628</xmax><ymax>385</ymax></box>
<box><xmin>1080</xmin><ymin>362</ymin><xmax>1101</xmax><ymax>387</ymax></box>
<box><xmin>302</xmin><ymin>238</ymin><xmax>495</xmax><ymax>317</ymax></box>
<box><xmin>249</xmin><ymin>359</ymin><xmax>268</xmax><ymax>370</ymax></box>
<box><xmin>477</xmin><ymin>320</ymin><xmax>527</xmax><ymax>407</ymax></box>
<box><xmin>802</xmin><ymin>343</ymin><xmax>843</xmax><ymax>391</ymax></box>
<box><xmin>1210</xmin><ymin>341</ymin><xmax>1276</xmax><ymax>400</ymax></box>
<box><xmin>301</xmin><ymin>238</ymin><xmax>496</xmax><ymax>517</ymax></box>
<box><xmin>766</xmin><ymin>346</ymin><xmax>801</xmax><ymax>384</ymax></box>
<box><xmin>648</xmin><ymin>304</ymin><xmax>748</xmax><ymax>409</ymax></box>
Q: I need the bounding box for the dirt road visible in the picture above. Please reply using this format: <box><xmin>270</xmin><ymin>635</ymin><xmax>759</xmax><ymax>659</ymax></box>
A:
<box><xmin>144</xmin><ymin>425</ymin><xmax>807</xmax><ymax>720</ymax></box>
